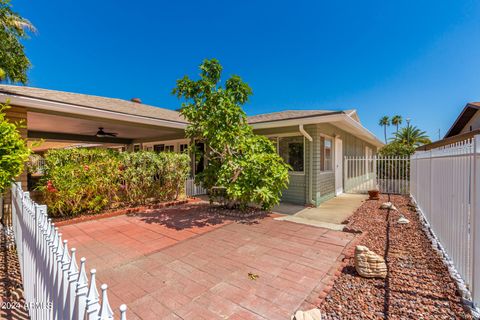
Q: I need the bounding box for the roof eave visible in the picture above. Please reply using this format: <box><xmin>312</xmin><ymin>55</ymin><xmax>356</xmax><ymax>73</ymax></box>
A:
<box><xmin>250</xmin><ymin>113</ymin><xmax>384</xmax><ymax>147</ymax></box>
<box><xmin>0</xmin><ymin>93</ymin><xmax>188</xmax><ymax>130</ymax></box>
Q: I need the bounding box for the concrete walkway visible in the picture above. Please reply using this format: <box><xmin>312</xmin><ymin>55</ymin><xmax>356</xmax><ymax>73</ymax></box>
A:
<box><xmin>274</xmin><ymin>194</ymin><xmax>367</xmax><ymax>230</ymax></box>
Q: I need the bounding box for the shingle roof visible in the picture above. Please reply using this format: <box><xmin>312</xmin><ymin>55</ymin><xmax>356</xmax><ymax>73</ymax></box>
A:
<box><xmin>0</xmin><ymin>85</ymin><xmax>187</xmax><ymax>124</ymax></box>
<box><xmin>0</xmin><ymin>85</ymin><xmax>355</xmax><ymax>126</ymax></box>
<box><xmin>247</xmin><ymin>110</ymin><xmax>345</xmax><ymax>124</ymax></box>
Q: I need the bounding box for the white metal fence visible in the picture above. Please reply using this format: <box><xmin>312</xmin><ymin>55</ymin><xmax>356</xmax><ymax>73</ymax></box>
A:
<box><xmin>185</xmin><ymin>178</ymin><xmax>207</xmax><ymax>196</ymax></box>
<box><xmin>410</xmin><ymin>136</ymin><xmax>480</xmax><ymax>307</ymax></box>
<box><xmin>344</xmin><ymin>156</ymin><xmax>410</xmax><ymax>194</ymax></box>
<box><xmin>11</xmin><ymin>181</ymin><xmax>128</xmax><ymax>320</ymax></box>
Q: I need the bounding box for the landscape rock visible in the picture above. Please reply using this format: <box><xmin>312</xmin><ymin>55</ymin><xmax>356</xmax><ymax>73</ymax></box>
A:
<box><xmin>354</xmin><ymin>245</ymin><xmax>387</xmax><ymax>279</ymax></box>
<box><xmin>380</xmin><ymin>202</ymin><xmax>392</xmax><ymax>209</ymax></box>
<box><xmin>397</xmin><ymin>215</ymin><xmax>410</xmax><ymax>224</ymax></box>
<box><xmin>292</xmin><ymin>308</ymin><xmax>322</xmax><ymax>320</ymax></box>
<box><xmin>380</xmin><ymin>202</ymin><xmax>397</xmax><ymax>211</ymax></box>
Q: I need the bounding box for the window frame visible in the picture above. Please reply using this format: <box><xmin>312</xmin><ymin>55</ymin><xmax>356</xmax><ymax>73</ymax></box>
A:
<box><xmin>267</xmin><ymin>133</ymin><xmax>305</xmax><ymax>175</ymax></box>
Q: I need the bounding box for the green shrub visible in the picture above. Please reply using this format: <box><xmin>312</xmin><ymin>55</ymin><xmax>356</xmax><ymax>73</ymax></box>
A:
<box><xmin>0</xmin><ymin>103</ymin><xmax>30</xmax><ymax>193</ymax></box>
<box><xmin>39</xmin><ymin>148</ymin><xmax>190</xmax><ymax>217</ymax></box>
<box><xmin>39</xmin><ymin>148</ymin><xmax>121</xmax><ymax>216</ymax></box>
<box><xmin>119</xmin><ymin>151</ymin><xmax>190</xmax><ymax>203</ymax></box>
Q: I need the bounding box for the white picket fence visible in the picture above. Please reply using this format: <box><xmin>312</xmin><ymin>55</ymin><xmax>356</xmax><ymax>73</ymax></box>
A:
<box><xmin>185</xmin><ymin>178</ymin><xmax>207</xmax><ymax>196</ymax></box>
<box><xmin>11</xmin><ymin>181</ymin><xmax>128</xmax><ymax>320</ymax></box>
<box><xmin>410</xmin><ymin>136</ymin><xmax>480</xmax><ymax>307</ymax></box>
<box><xmin>344</xmin><ymin>156</ymin><xmax>410</xmax><ymax>194</ymax></box>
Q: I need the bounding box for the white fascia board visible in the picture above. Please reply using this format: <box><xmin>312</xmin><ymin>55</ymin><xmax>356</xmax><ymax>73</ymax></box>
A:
<box><xmin>0</xmin><ymin>93</ymin><xmax>188</xmax><ymax>130</ymax></box>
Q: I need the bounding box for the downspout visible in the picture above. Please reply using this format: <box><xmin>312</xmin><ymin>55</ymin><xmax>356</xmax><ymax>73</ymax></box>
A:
<box><xmin>299</xmin><ymin>125</ymin><xmax>314</xmax><ymax>205</ymax></box>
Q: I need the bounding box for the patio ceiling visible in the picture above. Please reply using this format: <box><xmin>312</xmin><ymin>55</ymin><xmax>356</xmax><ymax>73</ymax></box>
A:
<box><xmin>27</xmin><ymin>112</ymin><xmax>184</xmax><ymax>144</ymax></box>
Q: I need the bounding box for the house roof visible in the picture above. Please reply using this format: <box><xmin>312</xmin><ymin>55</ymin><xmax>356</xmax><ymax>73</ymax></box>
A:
<box><xmin>0</xmin><ymin>85</ymin><xmax>187</xmax><ymax>124</ymax></box>
<box><xmin>444</xmin><ymin>102</ymin><xmax>480</xmax><ymax>138</ymax></box>
<box><xmin>247</xmin><ymin>110</ymin><xmax>344</xmax><ymax>124</ymax></box>
<box><xmin>0</xmin><ymin>85</ymin><xmax>381</xmax><ymax>146</ymax></box>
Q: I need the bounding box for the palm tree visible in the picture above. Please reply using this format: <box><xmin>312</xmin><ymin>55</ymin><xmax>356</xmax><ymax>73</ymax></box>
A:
<box><xmin>378</xmin><ymin>116</ymin><xmax>390</xmax><ymax>143</ymax></box>
<box><xmin>391</xmin><ymin>115</ymin><xmax>402</xmax><ymax>133</ymax></box>
<box><xmin>392</xmin><ymin>125</ymin><xmax>431</xmax><ymax>147</ymax></box>
<box><xmin>0</xmin><ymin>4</ymin><xmax>36</xmax><ymax>33</ymax></box>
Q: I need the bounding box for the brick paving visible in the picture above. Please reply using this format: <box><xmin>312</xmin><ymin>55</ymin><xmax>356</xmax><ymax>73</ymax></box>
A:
<box><xmin>60</xmin><ymin>203</ymin><xmax>356</xmax><ymax>319</ymax></box>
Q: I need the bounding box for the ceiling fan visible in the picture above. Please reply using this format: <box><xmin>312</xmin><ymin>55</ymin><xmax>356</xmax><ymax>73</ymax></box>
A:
<box><xmin>95</xmin><ymin>127</ymin><xmax>118</xmax><ymax>138</ymax></box>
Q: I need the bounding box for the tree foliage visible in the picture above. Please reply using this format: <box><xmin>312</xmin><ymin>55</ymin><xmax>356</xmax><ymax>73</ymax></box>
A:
<box><xmin>391</xmin><ymin>115</ymin><xmax>402</xmax><ymax>132</ymax></box>
<box><xmin>0</xmin><ymin>102</ymin><xmax>30</xmax><ymax>193</ymax></box>
<box><xmin>391</xmin><ymin>125</ymin><xmax>431</xmax><ymax>147</ymax></box>
<box><xmin>0</xmin><ymin>0</ymin><xmax>35</xmax><ymax>83</ymax></box>
<box><xmin>378</xmin><ymin>141</ymin><xmax>416</xmax><ymax>157</ymax></box>
<box><xmin>173</xmin><ymin>59</ymin><xmax>290</xmax><ymax>210</ymax></box>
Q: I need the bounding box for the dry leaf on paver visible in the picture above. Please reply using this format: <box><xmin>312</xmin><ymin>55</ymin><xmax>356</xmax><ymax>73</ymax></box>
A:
<box><xmin>248</xmin><ymin>272</ymin><xmax>259</xmax><ymax>280</ymax></box>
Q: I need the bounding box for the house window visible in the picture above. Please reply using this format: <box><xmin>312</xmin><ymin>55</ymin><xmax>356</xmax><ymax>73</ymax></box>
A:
<box><xmin>278</xmin><ymin>136</ymin><xmax>304</xmax><ymax>172</ymax></box>
<box><xmin>165</xmin><ymin>145</ymin><xmax>175</xmax><ymax>152</ymax></box>
<box><xmin>180</xmin><ymin>144</ymin><xmax>189</xmax><ymax>153</ymax></box>
<box><xmin>133</xmin><ymin>144</ymin><xmax>141</xmax><ymax>152</ymax></box>
<box><xmin>321</xmin><ymin>136</ymin><xmax>333</xmax><ymax>171</ymax></box>
<box><xmin>153</xmin><ymin>144</ymin><xmax>164</xmax><ymax>152</ymax></box>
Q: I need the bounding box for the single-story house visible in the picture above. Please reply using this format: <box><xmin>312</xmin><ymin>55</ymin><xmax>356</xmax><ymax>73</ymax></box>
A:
<box><xmin>418</xmin><ymin>102</ymin><xmax>480</xmax><ymax>151</ymax></box>
<box><xmin>0</xmin><ymin>85</ymin><xmax>383</xmax><ymax>206</ymax></box>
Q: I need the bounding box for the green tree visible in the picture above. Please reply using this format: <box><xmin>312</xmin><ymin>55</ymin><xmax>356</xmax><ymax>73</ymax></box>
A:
<box><xmin>379</xmin><ymin>141</ymin><xmax>416</xmax><ymax>157</ymax></box>
<box><xmin>391</xmin><ymin>115</ymin><xmax>402</xmax><ymax>133</ymax></box>
<box><xmin>0</xmin><ymin>0</ymin><xmax>36</xmax><ymax>83</ymax></box>
<box><xmin>392</xmin><ymin>125</ymin><xmax>431</xmax><ymax>147</ymax></box>
<box><xmin>0</xmin><ymin>103</ymin><xmax>30</xmax><ymax>193</ymax></box>
<box><xmin>378</xmin><ymin>116</ymin><xmax>390</xmax><ymax>143</ymax></box>
<box><xmin>173</xmin><ymin>59</ymin><xmax>290</xmax><ymax>210</ymax></box>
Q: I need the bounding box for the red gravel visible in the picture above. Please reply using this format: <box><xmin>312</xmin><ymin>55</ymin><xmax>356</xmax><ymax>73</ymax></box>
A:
<box><xmin>0</xmin><ymin>228</ymin><xmax>28</xmax><ymax>319</ymax></box>
<box><xmin>319</xmin><ymin>195</ymin><xmax>472</xmax><ymax>319</ymax></box>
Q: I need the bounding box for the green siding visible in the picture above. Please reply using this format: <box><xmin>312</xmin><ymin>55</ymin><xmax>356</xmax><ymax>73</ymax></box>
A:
<box><xmin>255</xmin><ymin>122</ymin><xmax>377</xmax><ymax>206</ymax></box>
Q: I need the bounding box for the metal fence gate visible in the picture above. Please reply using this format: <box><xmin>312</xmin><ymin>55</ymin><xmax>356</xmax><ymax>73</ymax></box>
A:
<box><xmin>344</xmin><ymin>155</ymin><xmax>410</xmax><ymax>194</ymax></box>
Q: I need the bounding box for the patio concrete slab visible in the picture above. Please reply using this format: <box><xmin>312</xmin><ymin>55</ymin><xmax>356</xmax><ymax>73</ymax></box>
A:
<box><xmin>60</xmin><ymin>203</ymin><xmax>357</xmax><ymax>319</ymax></box>
<box><xmin>274</xmin><ymin>194</ymin><xmax>367</xmax><ymax>229</ymax></box>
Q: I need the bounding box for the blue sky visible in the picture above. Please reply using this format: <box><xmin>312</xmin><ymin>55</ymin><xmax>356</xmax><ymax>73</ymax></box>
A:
<box><xmin>14</xmin><ymin>0</ymin><xmax>480</xmax><ymax>141</ymax></box>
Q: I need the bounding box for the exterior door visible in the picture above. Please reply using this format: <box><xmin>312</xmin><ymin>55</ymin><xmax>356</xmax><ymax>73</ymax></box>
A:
<box><xmin>335</xmin><ymin>138</ymin><xmax>343</xmax><ymax>195</ymax></box>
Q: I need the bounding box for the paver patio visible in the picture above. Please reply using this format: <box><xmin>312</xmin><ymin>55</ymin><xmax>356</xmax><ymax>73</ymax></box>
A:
<box><xmin>60</xmin><ymin>203</ymin><xmax>356</xmax><ymax>319</ymax></box>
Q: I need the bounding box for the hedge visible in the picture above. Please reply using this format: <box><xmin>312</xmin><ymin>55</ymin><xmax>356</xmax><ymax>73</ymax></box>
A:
<box><xmin>38</xmin><ymin>148</ymin><xmax>190</xmax><ymax>217</ymax></box>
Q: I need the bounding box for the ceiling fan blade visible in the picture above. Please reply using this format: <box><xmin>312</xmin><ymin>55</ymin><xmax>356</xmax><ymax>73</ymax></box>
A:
<box><xmin>95</xmin><ymin>127</ymin><xmax>118</xmax><ymax>138</ymax></box>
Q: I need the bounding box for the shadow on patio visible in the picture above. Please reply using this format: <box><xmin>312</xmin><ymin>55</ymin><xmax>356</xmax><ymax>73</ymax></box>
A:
<box><xmin>127</xmin><ymin>203</ymin><xmax>270</xmax><ymax>230</ymax></box>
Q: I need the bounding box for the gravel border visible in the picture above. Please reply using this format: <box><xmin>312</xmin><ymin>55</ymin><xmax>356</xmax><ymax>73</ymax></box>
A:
<box><xmin>318</xmin><ymin>195</ymin><xmax>474</xmax><ymax>319</ymax></box>
<box><xmin>411</xmin><ymin>196</ymin><xmax>480</xmax><ymax>318</ymax></box>
<box><xmin>0</xmin><ymin>226</ymin><xmax>28</xmax><ymax>319</ymax></box>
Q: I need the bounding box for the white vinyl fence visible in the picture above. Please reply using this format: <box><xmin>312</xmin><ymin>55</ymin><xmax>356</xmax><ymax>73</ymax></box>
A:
<box><xmin>345</xmin><ymin>156</ymin><xmax>410</xmax><ymax>194</ymax></box>
<box><xmin>410</xmin><ymin>136</ymin><xmax>480</xmax><ymax>307</ymax></box>
<box><xmin>185</xmin><ymin>178</ymin><xmax>207</xmax><ymax>196</ymax></box>
<box><xmin>11</xmin><ymin>182</ymin><xmax>128</xmax><ymax>320</ymax></box>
